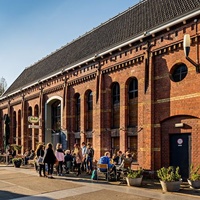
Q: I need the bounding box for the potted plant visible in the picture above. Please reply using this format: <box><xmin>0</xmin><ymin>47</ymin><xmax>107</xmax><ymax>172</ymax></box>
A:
<box><xmin>126</xmin><ymin>168</ymin><xmax>143</xmax><ymax>186</ymax></box>
<box><xmin>157</xmin><ymin>166</ymin><xmax>182</xmax><ymax>192</ymax></box>
<box><xmin>12</xmin><ymin>157</ymin><xmax>22</xmax><ymax>168</ymax></box>
<box><xmin>187</xmin><ymin>164</ymin><xmax>200</xmax><ymax>189</ymax></box>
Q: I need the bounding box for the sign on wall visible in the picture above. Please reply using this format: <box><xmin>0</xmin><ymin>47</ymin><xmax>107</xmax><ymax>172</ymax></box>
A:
<box><xmin>28</xmin><ymin>116</ymin><xmax>39</xmax><ymax>124</ymax></box>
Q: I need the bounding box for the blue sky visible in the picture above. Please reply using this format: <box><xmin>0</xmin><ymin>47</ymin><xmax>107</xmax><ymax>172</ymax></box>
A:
<box><xmin>0</xmin><ymin>0</ymin><xmax>139</xmax><ymax>88</ymax></box>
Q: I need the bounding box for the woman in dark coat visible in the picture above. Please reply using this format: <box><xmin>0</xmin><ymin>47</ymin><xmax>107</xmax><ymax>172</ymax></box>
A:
<box><xmin>36</xmin><ymin>144</ymin><xmax>45</xmax><ymax>177</ymax></box>
<box><xmin>43</xmin><ymin>143</ymin><xmax>56</xmax><ymax>178</ymax></box>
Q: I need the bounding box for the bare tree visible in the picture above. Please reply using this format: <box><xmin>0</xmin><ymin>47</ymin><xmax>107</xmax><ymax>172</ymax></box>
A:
<box><xmin>0</xmin><ymin>77</ymin><xmax>7</xmax><ymax>96</ymax></box>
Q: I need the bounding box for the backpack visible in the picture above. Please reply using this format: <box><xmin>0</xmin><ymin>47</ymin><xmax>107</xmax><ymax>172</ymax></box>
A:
<box><xmin>88</xmin><ymin>148</ymin><xmax>94</xmax><ymax>157</ymax></box>
<box><xmin>91</xmin><ymin>169</ymin><xmax>97</xmax><ymax>180</ymax></box>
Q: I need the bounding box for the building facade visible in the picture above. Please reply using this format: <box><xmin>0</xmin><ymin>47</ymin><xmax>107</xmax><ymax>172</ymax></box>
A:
<box><xmin>1</xmin><ymin>0</ymin><xmax>200</xmax><ymax>179</ymax></box>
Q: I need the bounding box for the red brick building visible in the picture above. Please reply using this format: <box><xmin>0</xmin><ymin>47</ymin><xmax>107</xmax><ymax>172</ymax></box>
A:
<box><xmin>1</xmin><ymin>0</ymin><xmax>200</xmax><ymax>179</ymax></box>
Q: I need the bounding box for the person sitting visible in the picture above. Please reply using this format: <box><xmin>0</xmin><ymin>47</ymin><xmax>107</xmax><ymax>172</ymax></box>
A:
<box><xmin>117</xmin><ymin>152</ymin><xmax>132</xmax><ymax>170</ymax></box>
<box><xmin>116</xmin><ymin>152</ymin><xmax>133</xmax><ymax>180</ymax></box>
<box><xmin>25</xmin><ymin>150</ymin><xmax>35</xmax><ymax>165</ymax></box>
<box><xmin>113</xmin><ymin>150</ymin><xmax>123</xmax><ymax>166</ymax></box>
<box><xmin>98</xmin><ymin>151</ymin><xmax>116</xmax><ymax>178</ymax></box>
<box><xmin>23</xmin><ymin>149</ymin><xmax>31</xmax><ymax>165</ymax></box>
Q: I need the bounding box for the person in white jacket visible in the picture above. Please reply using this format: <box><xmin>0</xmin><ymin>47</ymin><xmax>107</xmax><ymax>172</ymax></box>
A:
<box><xmin>55</xmin><ymin>143</ymin><xmax>65</xmax><ymax>176</ymax></box>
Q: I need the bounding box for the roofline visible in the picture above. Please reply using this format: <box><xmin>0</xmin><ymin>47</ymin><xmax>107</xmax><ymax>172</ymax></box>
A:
<box><xmin>1</xmin><ymin>9</ymin><xmax>200</xmax><ymax>100</ymax></box>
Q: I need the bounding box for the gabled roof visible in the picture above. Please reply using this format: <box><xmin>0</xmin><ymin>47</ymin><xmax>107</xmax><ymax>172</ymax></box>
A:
<box><xmin>4</xmin><ymin>0</ymin><xmax>200</xmax><ymax>96</ymax></box>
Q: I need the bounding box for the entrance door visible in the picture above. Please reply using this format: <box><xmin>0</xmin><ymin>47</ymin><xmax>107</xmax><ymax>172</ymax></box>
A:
<box><xmin>170</xmin><ymin>134</ymin><xmax>191</xmax><ymax>180</ymax></box>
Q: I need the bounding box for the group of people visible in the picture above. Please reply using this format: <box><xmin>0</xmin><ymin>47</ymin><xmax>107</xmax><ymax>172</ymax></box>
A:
<box><xmin>35</xmin><ymin>141</ymin><xmax>94</xmax><ymax>178</ymax></box>
<box><xmin>98</xmin><ymin>150</ymin><xmax>134</xmax><ymax>180</ymax></box>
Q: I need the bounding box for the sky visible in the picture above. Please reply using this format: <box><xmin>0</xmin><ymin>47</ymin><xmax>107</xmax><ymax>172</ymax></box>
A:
<box><xmin>0</xmin><ymin>0</ymin><xmax>139</xmax><ymax>88</ymax></box>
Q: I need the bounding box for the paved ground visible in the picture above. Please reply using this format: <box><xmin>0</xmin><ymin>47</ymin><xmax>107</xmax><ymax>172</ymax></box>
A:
<box><xmin>0</xmin><ymin>165</ymin><xmax>199</xmax><ymax>200</ymax></box>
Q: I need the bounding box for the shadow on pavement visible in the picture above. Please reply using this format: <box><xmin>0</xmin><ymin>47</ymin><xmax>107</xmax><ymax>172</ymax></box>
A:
<box><xmin>0</xmin><ymin>190</ymin><xmax>52</xmax><ymax>200</ymax></box>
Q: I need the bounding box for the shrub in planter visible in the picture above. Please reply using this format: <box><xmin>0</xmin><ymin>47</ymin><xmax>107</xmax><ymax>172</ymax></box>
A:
<box><xmin>157</xmin><ymin>166</ymin><xmax>182</xmax><ymax>192</ymax></box>
<box><xmin>126</xmin><ymin>168</ymin><xmax>143</xmax><ymax>186</ymax></box>
<box><xmin>12</xmin><ymin>158</ymin><xmax>22</xmax><ymax>168</ymax></box>
<box><xmin>187</xmin><ymin>164</ymin><xmax>200</xmax><ymax>189</ymax></box>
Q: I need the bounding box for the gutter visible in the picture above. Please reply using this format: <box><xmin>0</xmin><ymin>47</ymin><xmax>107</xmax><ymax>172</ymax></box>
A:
<box><xmin>1</xmin><ymin>9</ymin><xmax>200</xmax><ymax>100</ymax></box>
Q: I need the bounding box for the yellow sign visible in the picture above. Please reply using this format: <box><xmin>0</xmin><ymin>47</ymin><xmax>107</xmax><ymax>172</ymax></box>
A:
<box><xmin>28</xmin><ymin>116</ymin><xmax>39</xmax><ymax>124</ymax></box>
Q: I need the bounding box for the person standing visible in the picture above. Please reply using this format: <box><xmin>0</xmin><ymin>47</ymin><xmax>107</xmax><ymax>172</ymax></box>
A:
<box><xmin>74</xmin><ymin>143</ymin><xmax>83</xmax><ymax>176</ymax></box>
<box><xmin>64</xmin><ymin>150</ymin><xmax>73</xmax><ymax>174</ymax></box>
<box><xmin>43</xmin><ymin>143</ymin><xmax>56</xmax><ymax>179</ymax></box>
<box><xmin>85</xmin><ymin>143</ymin><xmax>94</xmax><ymax>174</ymax></box>
<box><xmin>81</xmin><ymin>142</ymin><xmax>87</xmax><ymax>172</ymax></box>
<box><xmin>55</xmin><ymin>143</ymin><xmax>64</xmax><ymax>176</ymax></box>
<box><xmin>36</xmin><ymin>144</ymin><xmax>45</xmax><ymax>177</ymax></box>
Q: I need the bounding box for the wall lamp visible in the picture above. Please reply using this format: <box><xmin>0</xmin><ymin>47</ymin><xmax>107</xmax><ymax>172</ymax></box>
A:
<box><xmin>183</xmin><ymin>34</ymin><xmax>200</xmax><ymax>73</ymax></box>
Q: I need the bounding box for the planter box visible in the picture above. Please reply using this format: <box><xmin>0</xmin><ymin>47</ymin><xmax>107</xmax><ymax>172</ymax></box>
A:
<box><xmin>160</xmin><ymin>180</ymin><xmax>181</xmax><ymax>192</ymax></box>
<box><xmin>187</xmin><ymin>179</ymin><xmax>200</xmax><ymax>189</ymax></box>
<box><xmin>13</xmin><ymin>160</ymin><xmax>22</xmax><ymax>168</ymax></box>
<box><xmin>126</xmin><ymin>176</ymin><xmax>143</xmax><ymax>186</ymax></box>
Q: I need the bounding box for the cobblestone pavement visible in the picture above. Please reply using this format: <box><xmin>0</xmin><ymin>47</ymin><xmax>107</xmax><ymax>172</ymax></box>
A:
<box><xmin>0</xmin><ymin>165</ymin><xmax>199</xmax><ymax>200</ymax></box>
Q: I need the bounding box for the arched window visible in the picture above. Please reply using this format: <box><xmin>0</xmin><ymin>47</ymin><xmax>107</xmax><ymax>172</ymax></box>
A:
<box><xmin>51</xmin><ymin>101</ymin><xmax>61</xmax><ymax>132</ymax></box>
<box><xmin>34</xmin><ymin>105</ymin><xmax>39</xmax><ymax>145</ymax></box>
<box><xmin>127</xmin><ymin>77</ymin><xmax>138</xmax><ymax>162</ymax></box>
<box><xmin>28</xmin><ymin>107</ymin><xmax>33</xmax><ymax>148</ymax></box>
<box><xmin>86</xmin><ymin>91</ymin><xmax>93</xmax><ymax>131</ymax></box>
<box><xmin>13</xmin><ymin>111</ymin><xmax>16</xmax><ymax>144</ymax></box>
<box><xmin>34</xmin><ymin>105</ymin><xmax>39</xmax><ymax>118</ymax></box>
<box><xmin>128</xmin><ymin>78</ymin><xmax>138</xmax><ymax>127</ymax></box>
<box><xmin>16</xmin><ymin>110</ymin><xmax>22</xmax><ymax>153</ymax></box>
<box><xmin>112</xmin><ymin>82</ymin><xmax>120</xmax><ymax>128</ymax></box>
<box><xmin>75</xmin><ymin>94</ymin><xmax>81</xmax><ymax>132</ymax></box>
<box><xmin>18</xmin><ymin>110</ymin><xmax>21</xmax><ymax>146</ymax></box>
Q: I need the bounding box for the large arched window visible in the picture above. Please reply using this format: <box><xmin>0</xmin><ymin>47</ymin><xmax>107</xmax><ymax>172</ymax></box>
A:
<box><xmin>128</xmin><ymin>78</ymin><xmax>138</xmax><ymax>127</ymax></box>
<box><xmin>112</xmin><ymin>82</ymin><xmax>120</xmax><ymax>129</ymax></box>
<box><xmin>17</xmin><ymin>110</ymin><xmax>21</xmax><ymax>147</ymax></box>
<box><xmin>12</xmin><ymin>111</ymin><xmax>16</xmax><ymax>144</ymax></box>
<box><xmin>16</xmin><ymin>110</ymin><xmax>22</xmax><ymax>153</ymax></box>
<box><xmin>51</xmin><ymin>101</ymin><xmax>61</xmax><ymax>132</ymax></box>
<box><xmin>28</xmin><ymin>107</ymin><xmax>33</xmax><ymax>148</ymax></box>
<box><xmin>34</xmin><ymin>105</ymin><xmax>39</xmax><ymax>145</ymax></box>
<box><xmin>86</xmin><ymin>91</ymin><xmax>93</xmax><ymax>131</ymax></box>
<box><xmin>127</xmin><ymin>77</ymin><xmax>138</xmax><ymax>161</ymax></box>
<box><xmin>75</xmin><ymin>94</ymin><xmax>81</xmax><ymax>132</ymax></box>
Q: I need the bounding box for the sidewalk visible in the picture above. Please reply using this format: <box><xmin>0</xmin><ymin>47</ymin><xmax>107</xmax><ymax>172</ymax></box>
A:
<box><xmin>0</xmin><ymin>164</ymin><xmax>200</xmax><ymax>200</ymax></box>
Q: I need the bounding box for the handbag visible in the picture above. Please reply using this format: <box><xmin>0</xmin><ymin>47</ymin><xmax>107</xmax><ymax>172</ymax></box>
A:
<box><xmin>54</xmin><ymin>158</ymin><xmax>59</xmax><ymax>166</ymax></box>
<box><xmin>37</xmin><ymin>156</ymin><xmax>44</xmax><ymax>164</ymax></box>
<box><xmin>37</xmin><ymin>150</ymin><xmax>44</xmax><ymax>165</ymax></box>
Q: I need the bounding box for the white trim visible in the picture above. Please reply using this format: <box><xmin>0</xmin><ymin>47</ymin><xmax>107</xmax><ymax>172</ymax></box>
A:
<box><xmin>1</xmin><ymin>9</ymin><xmax>200</xmax><ymax>100</ymax></box>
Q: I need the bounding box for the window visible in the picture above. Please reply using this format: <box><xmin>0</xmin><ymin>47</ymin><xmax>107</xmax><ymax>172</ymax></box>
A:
<box><xmin>129</xmin><ymin>78</ymin><xmax>138</xmax><ymax>99</ymax></box>
<box><xmin>127</xmin><ymin>78</ymin><xmax>138</xmax><ymax>161</ymax></box>
<box><xmin>75</xmin><ymin>94</ymin><xmax>80</xmax><ymax>132</ymax></box>
<box><xmin>112</xmin><ymin>83</ymin><xmax>120</xmax><ymax>104</ymax></box>
<box><xmin>51</xmin><ymin>101</ymin><xmax>61</xmax><ymax>132</ymax></box>
<box><xmin>86</xmin><ymin>91</ymin><xmax>93</xmax><ymax>131</ymax></box>
<box><xmin>112</xmin><ymin>83</ymin><xmax>120</xmax><ymax>128</ymax></box>
<box><xmin>170</xmin><ymin>63</ymin><xmax>188</xmax><ymax>82</ymax></box>
<box><xmin>128</xmin><ymin>78</ymin><xmax>138</xmax><ymax>127</ymax></box>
